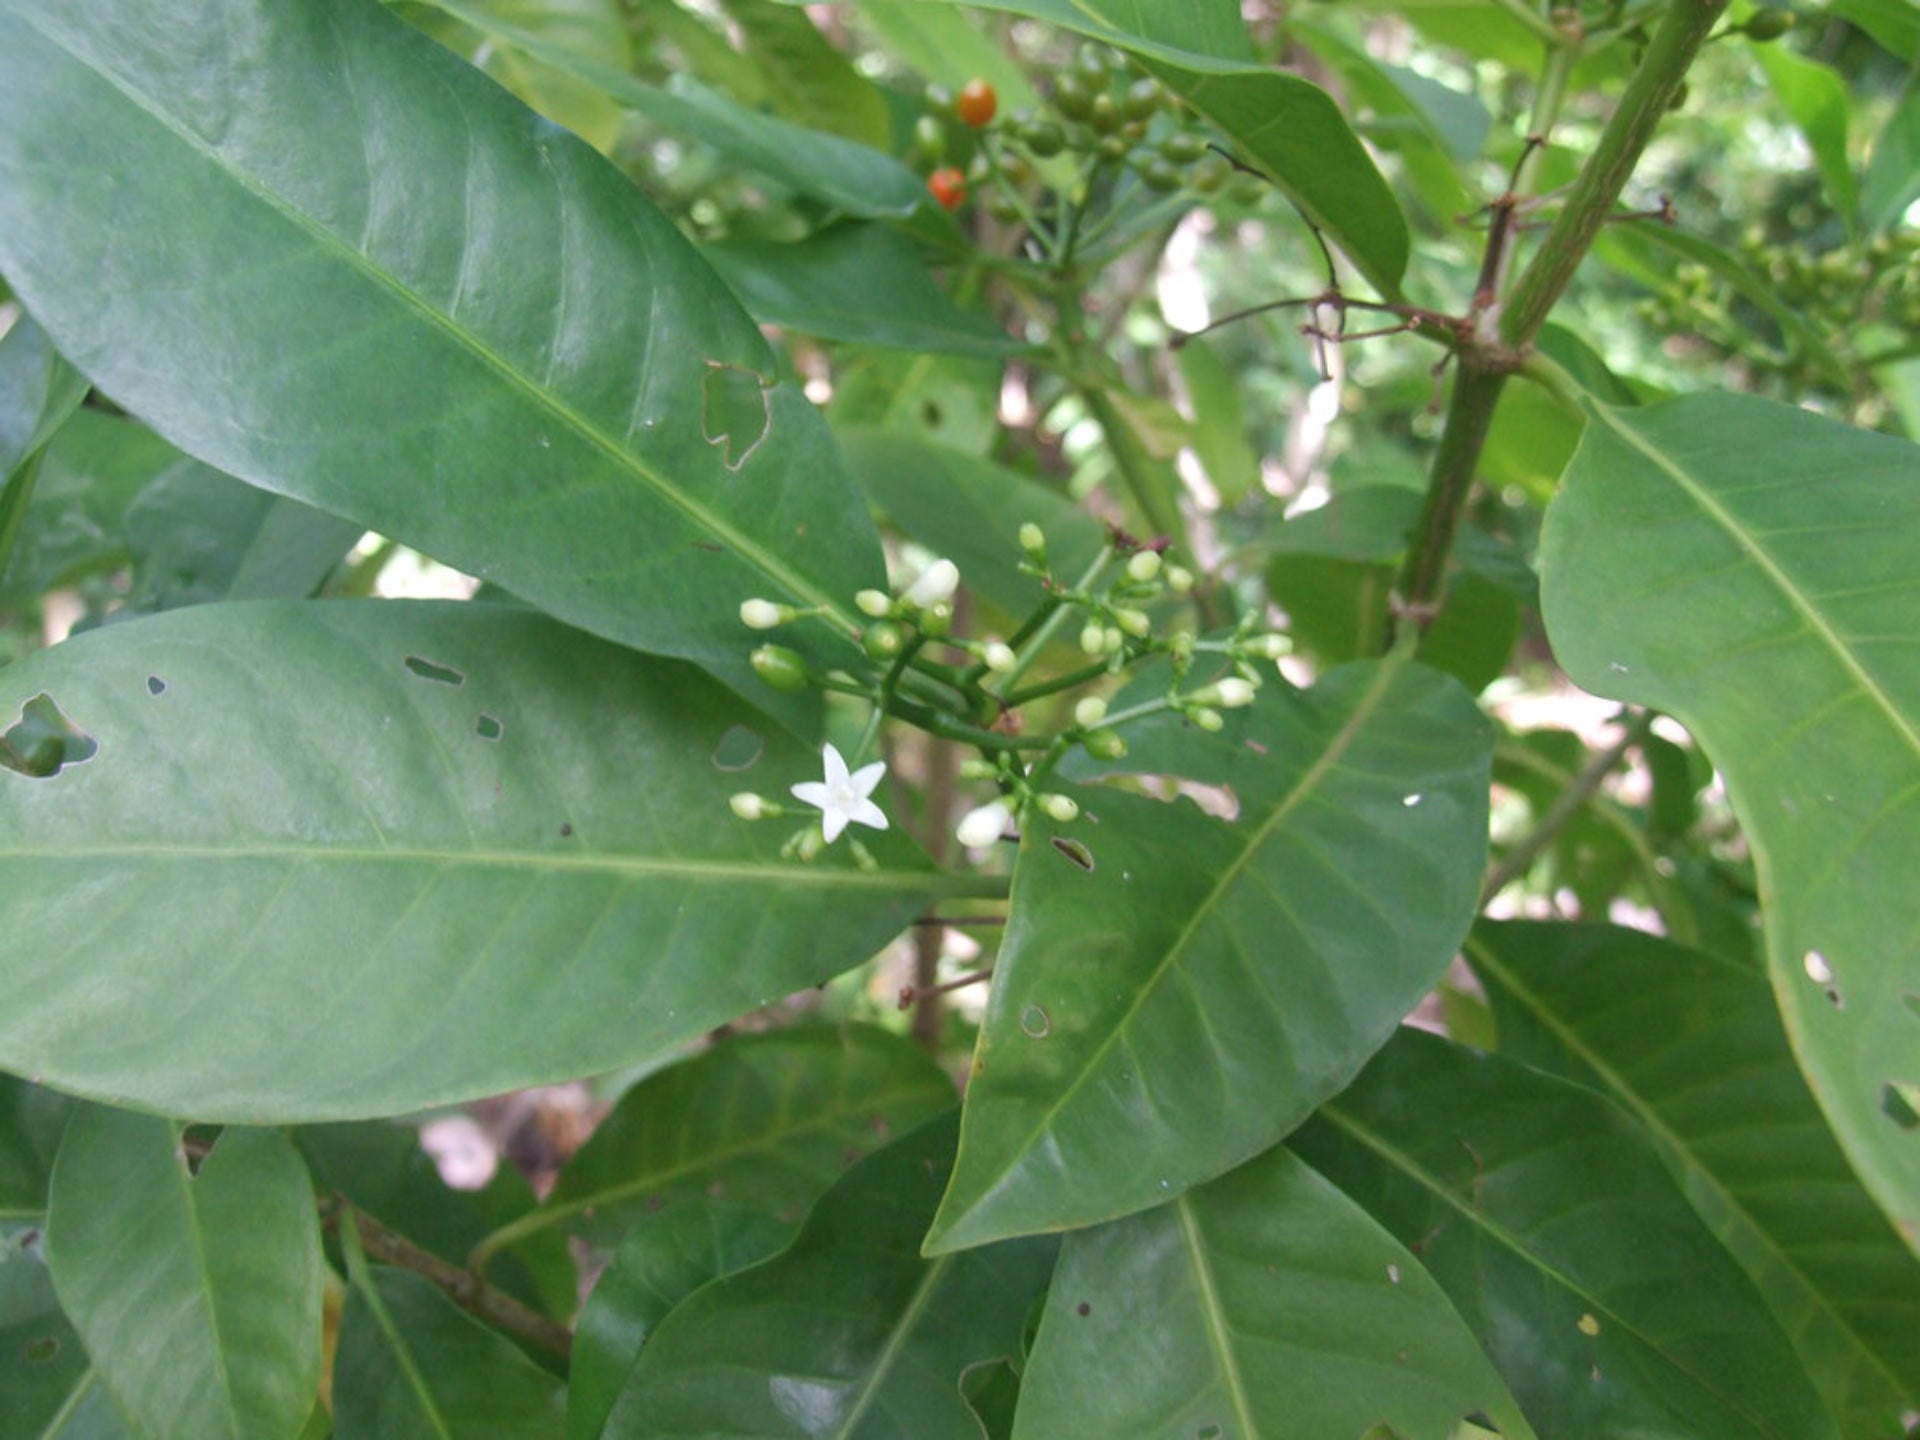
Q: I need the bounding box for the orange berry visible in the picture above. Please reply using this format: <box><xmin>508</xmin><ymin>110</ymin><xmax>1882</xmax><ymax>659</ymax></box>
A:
<box><xmin>956</xmin><ymin>78</ymin><xmax>997</xmax><ymax>128</ymax></box>
<box><xmin>927</xmin><ymin>166</ymin><xmax>967</xmax><ymax>210</ymax></box>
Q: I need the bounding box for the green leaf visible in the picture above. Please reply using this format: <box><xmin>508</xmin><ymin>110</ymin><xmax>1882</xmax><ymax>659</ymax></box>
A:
<box><xmin>0</xmin><ymin>412</ymin><xmax>175</xmax><ymax>604</ymax></box>
<box><xmin>0</xmin><ymin>315</ymin><xmax>87</xmax><ymax>481</ymax></box>
<box><xmin>47</xmin><ymin>1110</ymin><xmax>323</xmax><ymax>1440</ymax></box>
<box><xmin>0</xmin><ymin>1228</ymin><xmax>131</xmax><ymax>1440</ymax></box>
<box><xmin>1467</xmin><ymin>921</ymin><xmax>1920</xmax><ymax>1437</ymax></box>
<box><xmin>719</xmin><ymin>0</ymin><xmax>892</xmax><ymax>148</ymax></box>
<box><xmin>706</xmin><ymin>225</ymin><xmax>1023</xmax><ymax>357</ymax></box>
<box><xmin>539</xmin><ymin>1025</ymin><xmax>957</xmax><ymax>1250</ymax></box>
<box><xmin>1173</xmin><ymin>338</ymin><xmax>1259</xmax><ymax>507</ymax></box>
<box><xmin>334</xmin><ymin>1267</ymin><xmax>564</xmax><ymax>1440</ymax></box>
<box><xmin>297</xmin><ymin>1122</ymin><xmax>576</xmax><ymax>1322</ymax></box>
<box><xmin>1863</xmin><ymin>81</ymin><xmax>1920</xmax><ymax>233</ymax></box>
<box><xmin>0</xmin><ymin>0</ymin><xmax>883</xmax><ymax>669</ymax></box>
<box><xmin>1295</xmin><ymin>1030</ymin><xmax>1839</xmax><ymax>1440</ymax></box>
<box><xmin>1012</xmin><ymin>1144</ymin><xmax>1536</xmax><ymax>1440</ymax></box>
<box><xmin>1756</xmin><ymin>48</ymin><xmax>1858</xmax><ymax>235</ymax></box>
<box><xmin>927</xmin><ymin>658</ymin><xmax>1491</xmax><ymax>1252</ymax></box>
<box><xmin>607</xmin><ymin>1112</ymin><xmax>1057</xmax><ymax>1439</ymax></box>
<box><xmin>0</xmin><ymin>603</ymin><xmax>962</xmax><ymax>1120</ymax></box>
<box><xmin>856</xmin><ymin>1</ymin><xmax>1044</xmax><ymax>118</ymax></box>
<box><xmin>0</xmin><ymin>1076</ymin><xmax>75</xmax><ymax>1218</ymax></box>
<box><xmin>1538</xmin><ymin>393</ymin><xmax>1920</xmax><ymax>1255</ymax></box>
<box><xmin>1833</xmin><ymin>0</ymin><xmax>1920</xmax><ymax>61</ymax></box>
<box><xmin>568</xmin><ymin>1201</ymin><xmax>791</xmax><ymax>1440</ymax></box>
<box><xmin>837</xmin><ymin>428</ymin><xmax>1106</xmax><ymax>619</ymax></box>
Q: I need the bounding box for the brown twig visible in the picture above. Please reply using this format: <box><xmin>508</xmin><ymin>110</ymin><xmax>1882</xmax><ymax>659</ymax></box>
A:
<box><xmin>898</xmin><ymin>968</ymin><xmax>995</xmax><ymax>1011</ymax></box>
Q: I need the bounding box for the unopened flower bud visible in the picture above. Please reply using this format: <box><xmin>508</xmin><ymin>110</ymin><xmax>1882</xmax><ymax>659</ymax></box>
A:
<box><xmin>1126</xmin><ymin>549</ymin><xmax>1162</xmax><ymax>583</ymax></box>
<box><xmin>905</xmin><ymin>557</ymin><xmax>960</xmax><ymax>607</ymax></box>
<box><xmin>921</xmin><ymin>600</ymin><xmax>954</xmax><ymax>638</ymax></box>
<box><xmin>1103</xmin><ymin>627</ymin><xmax>1125</xmax><ymax>654</ymax></box>
<box><xmin>1039</xmin><ymin>793</ymin><xmax>1080</xmax><ymax>823</ymax></box>
<box><xmin>855</xmin><ymin>589</ymin><xmax>894</xmax><ymax>618</ymax></box>
<box><xmin>1192</xmin><ymin>706</ymin><xmax>1225</xmax><ymax>732</ymax></box>
<box><xmin>1080</xmin><ymin>623</ymin><xmax>1107</xmax><ymax>656</ymax></box>
<box><xmin>1019</xmin><ymin>522</ymin><xmax>1047</xmax><ymax>562</ymax></box>
<box><xmin>956</xmin><ymin>800</ymin><xmax>1012</xmax><ymax>848</ymax></box>
<box><xmin>1212</xmin><ymin>677</ymin><xmax>1257</xmax><ymax>707</ymax></box>
<box><xmin>1250</xmin><ymin>633</ymin><xmax>1291</xmax><ymax>660</ymax></box>
<box><xmin>730</xmin><ymin>793</ymin><xmax>769</xmax><ymax>820</ymax></box>
<box><xmin>751</xmin><ymin>644</ymin><xmax>809</xmax><ymax>692</ymax></box>
<box><xmin>1074</xmin><ymin>695</ymin><xmax>1108</xmax><ymax>728</ymax></box>
<box><xmin>1083</xmin><ymin>728</ymin><xmax>1128</xmax><ymax>760</ymax></box>
<box><xmin>1115</xmin><ymin>608</ymin><xmax>1151</xmax><ymax>638</ymax></box>
<box><xmin>1166</xmin><ymin>566</ymin><xmax>1194</xmax><ymax>595</ymax></box>
<box><xmin>862</xmin><ymin>621</ymin><xmax>907</xmax><ymax>660</ymax></box>
<box><xmin>740</xmin><ymin>599</ymin><xmax>789</xmax><ymax>630</ymax></box>
<box><xmin>983</xmin><ymin>641</ymin><xmax>1018</xmax><ymax>672</ymax></box>
<box><xmin>958</xmin><ymin>758</ymin><xmax>1000</xmax><ymax>781</ymax></box>
<box><xmin>1170</xmin><ymin>631</ymin><xmax>1195</xmax><ymax>662</ymax></box>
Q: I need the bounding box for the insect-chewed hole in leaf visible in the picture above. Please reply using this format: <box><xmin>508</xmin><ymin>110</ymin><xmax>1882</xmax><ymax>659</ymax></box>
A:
<box><xmin>403</xmin><ymin>655</ymin><xmax>465</xmax><ymax>686</ymax></box>
<box><xmin>1050</xmin><ymin>835</ymin><xmax>1094</xmax><ymax>870</ymax></box>
<box><xmin>0</xmin><ymin>694</ymin><xmax>98</xmax><ymax>778</ymax></box>
<box><xmin>24</xmin><ymin>1334</ymin><xmax>59</xmax><ymax>1364</ymax></box>
<box><xmin>711</xmin><ymin>725</ymin><xmax>763</xmax><ymax>772</ymax></box>
<box><xmin>1196</xmin><ymin>1426</ymin><xmax>1223</xmax><ymax>1440</ymax></box>
<box><xmin>1019</xmin><ymin>1004</ymin><xmax>1052</xmax><ymax>1038</ymax></box>
<box><xmin>146</xmin><ymin>675</ymin><xmax>167</xmax><ymax>696</ymax></box>
<box><xmin>701</xmin><ymin>361</ymin><xmax>772</xmax><ymax>470</ymax></box>
<box><xmin>475</xmin><ymin>713</ymin><xmax>504</xmax><ymax>741</ymax></box>
<box><xmin>1883</xmin><ymin>1082</ymin><xmax>1920</xmax><ymax>1132</ymax></box>
<box><xmin>1803</xmin><ymin>949</ymin><xmax>1834</xmax><ymax>984</ymax></box>
<box><xmin>1904</xmin><ymin>992</ymin><xmax>1920</xmax><ymax>1022</ymax></box>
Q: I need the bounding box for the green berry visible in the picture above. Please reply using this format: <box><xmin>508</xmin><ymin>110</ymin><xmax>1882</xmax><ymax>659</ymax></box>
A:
<box><xmin>913</xmin><ymin>113</ymin><xmax>945</xmax><ymax>163</ymax></box>
<box><xmin>1191</xmin><ymin>155</ymin><xmax>1231</xmax><ymax>193</ymax></box>
<box><xmin>1123</xmin><ymin>77</ymin><xmax>1163</xmax><ymax>119</ymax></box>
<box><xmin>1022</xmin><ymin>119</ymin><xmax>1066</xmax><ymax>157</ymax></box>
<box><xmin>1096</xmin><ymin>134</ymin><xmax>1130</xmax><ymax>162</ymax></box>
<box><xmin>1139</xmin><ymin>157</ymin><xmax>1182</xmax><ymax>192</ymax></box>
<box><xmin>1746</xmin><ymin>8</ymin><xmax>1793</xmax><ymax>39</ymax></box>
<box><xmin>750</xmin><ymin>644</ymin><xmax>809</xmax><ymax>692</ymax></box>
<box><xmin>1161</xmin><ymin>132</ymin><xmax>1206</xmax><ymax>163</ymax></box>
<box><xmin>1089</xmin><ymin>93</ymin><xmax>1121</xmax><ymax>135</ymax></box>
<box><xmin>1053</xmin><ymin>73</ymin><xmax>1092</xmax><ymax>120</ymax></box>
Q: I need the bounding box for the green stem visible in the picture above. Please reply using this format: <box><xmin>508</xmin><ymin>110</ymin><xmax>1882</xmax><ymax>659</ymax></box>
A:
<box><xmin>1487</xmin><ymin>0</ymin><xmax>1562</xmax><ymax>44</ymax></box>
<box><xmin>1390</xmin><ymin>360</ymin><xmax>1510</xmax><ymax>640</ymax></box>
<box><xmin>1001</xmin><ymin>660</ymin><xmax>1112</xmax><ymax>707</ymax></box>
<box><xmin>989</xmin><ymin>548</ymin><xmax>1113</xmax><ymax>696</ymax></box>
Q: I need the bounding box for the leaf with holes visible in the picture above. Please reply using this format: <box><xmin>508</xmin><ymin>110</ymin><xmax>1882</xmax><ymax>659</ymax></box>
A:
<box><xmin>0</xmin><ymin>1228</ymin><xmax>131</xmax><ymax>1440</ymax></box>
<box><xmin>537</xmin><ymin>1026</ymin><xmax>957</xmax><ymax>1252</ymax></box>
<box><xmin>1467</xmin><ymin>921</ymin><xmax>1920</xmax><ymax>1436</ymax></box>
<box><xmin>926</xmin><ymin>658</ymin><xmax>1491</xmax><ymax>1252</ymax></box>
<box><xmin>1539</xmin><ymin>394</ymin><xmax>1920</xmax><ymax>1255</ymax></box>
<box><xmin>1012</xmin><ymin>1144</ymin><xmax>1536</xmax><ymax>1440</ymax></box>
<box><xmin>46</xmin><ymin>1108</ymin><xmax>324</xmax><ymax>1440</ymax></box>
<box><xmin>0</xmin><ymin>603</ymin><xmax>969</xmax><ymax>1120</ymax></box>
<box><xmin>334</xmin><ymin>1267</ymin><xmax>565</xmax><ymax>1440</ymax></box>
<box><xmin>607</xmin><ymin>1112</ymin><xmax>1057</xmax><ymax>1439</ymax></box>
<box><xmin>0</xmin><ymin>0</ymin><xmax>883</xmax><ymax>670</ymax></box>
<box><xmin>1294</xmin><ymin>1029</ymin><xmax>1837</xmax><ymax>1440</ymax></box>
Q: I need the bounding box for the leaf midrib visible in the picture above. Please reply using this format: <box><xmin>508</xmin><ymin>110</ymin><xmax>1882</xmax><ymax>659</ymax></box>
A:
<box><xmin>1464</xmin><ymin>934</ymin><xmax>1909</xmax><ymax>1411</ymax></box>
<box><xmin>170</xmin><ymin>1129</ymin><xmax>243</xmax><ymax>1440</ymax></box>
<box><xmin>1174</xmin><ymin>1196</ymin><xmax>1260</xmax><ymax>1440</ymax></box>
<box><xmin>14</xmin><ymin>6</ymin><xmax>852</xmax><ymax>626</ymax></box>
<box><xmin>1315</xmin><ymin>1103</ymin><xmax>1809</xmax><ymax>1440</ymax></box>
<box><xmin>829</xmin><ymin>1255</ymin><xmax>953</xmax><ymax>1439</ymax></box>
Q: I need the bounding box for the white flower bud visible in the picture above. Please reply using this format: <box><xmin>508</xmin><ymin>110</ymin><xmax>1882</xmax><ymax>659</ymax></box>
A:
<box><xmin>983</xmin><ymin>641</ymin><xmax>1018</xmax><ymax>672</ymax></box>
<box><xmin>1115</xmin><ymin>608</ymin><xmax>1151</xmax><ymax>637</ymax></box>
<box><xmin>729</xmin><ymin>793</ymin><xmax>768</xmax><ymax>820</ymax></box>
<box><xmin>855</xmin><ymin>589</ymin><xmax>894</xmax><ymax>618</ymax></box>
<box><xmin>1103</xmin><ymin>627</ymin><xmax>1125</xmax><ymax>654</ymax></box>
<box><xmin>956</xmin><ymin>800</ymin><xmax>1012</xmax><ymax>849</ymax></box>
<box><xmin>740</xmin><ymin>599</ymin><xmax>787</xmax><ymax>630</ymax></box>
<box><xmin>1039</xmin><ymin>793</ymin><xmax>1080</xmax><ymax>823</ymax></box>
<box><xmin>905</xmin><ymin>558</ymin><xmax>960</xmax><ymax>607</ymax></box>
<box><xmin>1080</xmin><ymin>623</ymin><xmax>1108</xmax><ymax>656</ymax></box>
<box><xmin>1126</xmin><ymin>549</ymin><xmax>1162</xmax><ymax>583</ymax></box>
<box><xmin>1166</xmin><ymin>566</ymin><xmax>1195</xmax><ymax>594</ymax></box>
<box><xmin>1250</xmin><ymin>633</ymin><xmax>1291</xmax><ymax>660</ymax></box>
<box><xmin>1074</xmin><ymin>695</ymin><xmax>1108</xmax><ymax>728</ymax></box>
<box><xmin>1213</xmin><ymin>677</ymin><xmax>1257</xmax><ymax>707</ymax></box>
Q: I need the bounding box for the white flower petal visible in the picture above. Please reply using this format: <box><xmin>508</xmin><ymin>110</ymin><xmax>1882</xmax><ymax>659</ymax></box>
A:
<box><xmin>956</xmin><ymin>801</ymin><xmax>1011</xmax><ymax>849</ymax></box>
<box><xmin>819</xmin><ymin>743</ymin><xmax>851</xmax><ymax>789</ymax></box>
<box><xmin>905</xmin><ymin>558</ymin><xmax>959</xmax><ymax>607</ymax></box>
<box><xmin>849</xmin><ymin>760</ymin><xmax>887</xmax><ymax>798</ymax></box>
<box><xmin>847</xmin><ymin>797</ymin><xmax>889</xmax><ymax>833</ymax></box>
<box><xmin>791</xmin><ymin>781</ymin><xmax>832</xmax><ymax>808</ymax></box>
<box><xmin>820</xmin><ymin>807</ymin><xmax>851</xmax><ymax>844</ymax></box>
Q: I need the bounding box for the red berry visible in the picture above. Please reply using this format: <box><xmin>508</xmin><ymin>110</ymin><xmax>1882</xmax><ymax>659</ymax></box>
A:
<box><xmin>956</xmin><ymin>78</ymin><xmax>997</xmax><ymax>128</ymax></box>
<box><xmin>927</xmin><ymin>166</ymin><xmax>967</xmax><ymax>210</ymax></box>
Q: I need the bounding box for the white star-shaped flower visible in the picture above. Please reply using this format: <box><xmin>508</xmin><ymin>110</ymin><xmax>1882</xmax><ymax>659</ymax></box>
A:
<box><xmin>790</xmin><ymin>743</ymin><xmax>888</xmax><ymax>844</ymax></box>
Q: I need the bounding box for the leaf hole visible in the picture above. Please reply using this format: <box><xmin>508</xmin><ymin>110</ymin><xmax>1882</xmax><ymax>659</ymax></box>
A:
<box><xmin>1076</xmin><ymin>1301</ymin><xmax>1091</xmax><ymax>1317</ymax></box>
<box><xmin>711</xmin><ymin>725</ymin><xmax>764</xmax><ymax>772</ymax></box>
<box><xmin>1802</xmin><ymin>949</ymin><xmax>1833</xmax><ymax>984</ymax></box>
<box><xmin>475</xmin><ymin>713</ymin><xmax>503</xmax><ymax>741</ymax></box>
<box><xmin>1050</xmin><ymin>835</ymin><xmax>1094</xmax><ymax>870</ymax></box>
<box><xmin>1196</xmin><ymin>1427</ymin><xmax>1223</xmax><ymax>1440</ymax></box>
<box><xmin>24</xmin><ymin>1334</ymin><xmax>59</xmax><ymax>1363</ymax></box>
<box><xmin>1904</xmin><ymin>993</ymin><xmax>1920</xmax><ymax>1022</ymax></box>
<box><xmin>701</xmin><ymin>361</ymin><xmax>773</xmax><ymax>469</ymax></box>
<box><xmin>1884</xmin><ymin>1082</ymin><xmax>1920</xmax><ymax>1132</ymax></box>
<box><xmin>1387</xmin><ymin>1263</ymin><xmax>1401</xmax><ymax>1284</ymax></box>
<box><xmin>1</xmin><ymin>694</ymin><xmax>98</xmax><ymax>778</ymax></box>
<box><xmin>403</xmin><ymin>655</ymin><xmax>465</xmax><ymax>686</ymax></box>
<box><xmin>1019</xmin><ymin>1004</ymin><xmax>1052</xmax><ymax>1038</ymax></box>
<box><xmin>146</xmin><ymin>675</ymin><xmax>167</xmax><ymax>696</ymax></box>
<box><xmin>1826</xmin><ymin>987</ymin><xmax>1844</xmax><ymax>1008</ymax></box>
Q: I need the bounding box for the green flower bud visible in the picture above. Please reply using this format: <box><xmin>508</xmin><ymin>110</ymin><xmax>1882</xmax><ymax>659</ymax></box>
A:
<box><xmin>1126</xmin><ymin>549</ymin><xmax>1162</xmax><ymax>582</ymax></box>
<box><xmin>921</xmin><ymin>600</ymin><xmax>954</xmax><ymax>638</ymax></box>
<box><xmin>862</xmin><ymin>621</ymin><xmax>907</xmax><ymax>661</ymax></box>
<box><xmin>1104</xmin><ymin>626</ymin><xmax>1126</xmax><ymax>654</ymax></box>
<box><xmin>1746</xmin><ymin>8</ymin><xmax>1793</xmax><ymax>40</ymax></box>
<box><xmin>1116</xmin><ymin>608</ymin><xmax>1151</xmax><ymax>638</ymax></box>
<box><xmin>855</xmin><ymin>588</ymin><xmax>894</xmax><ymax>618</ymax></box>
<box><xmin>983</xmin><ymin>641</ymin><xmax>1018</xmax><ymax>672</ymax></box>
<box><xmin>730</xmin><ymin>792</ymin><xmax>770</xmax><ymax>820</ymax></box>
<box><xmin>1019</xmin><ymin>522</ymin><xmax>1048</xmax><ymax>562</ymax></box>
<box><xmin>1080</xmin><ymin>623</ymin><xmax>1108</xmax><ymax>656</ymax></box>
<box><xmin>1211</xmin><ymin>677</ymin><xmax>1257</xmax><ymax>708</ymax></box>
<box><xmin>1074</xmin><ymin>695</ymin><xmax>1108</xmax><ymax>728</ymax></box>
<box><xmin>740</xmin><ymin>598</ymin><xmax>790</xmax><ymax>630</ymax></box>
<box><xmin>1039</xmin><ymin>793</ymin><xmax>1080</xmax><ymax>823</ymax></box>
<box><xmin>1083</xmin><ymin>728</ymin><xmax>1128</xmax><ymax>760</ymax></box>
<box><xmin>958</xmin><ymin>758</ymin><xmax>1000</xmax><ymax>781</ymax></box>
<box><xmin>750</xmin><ymin>644</ymin><xmax>809</xmax><ymax>693</ymax></box>
<box><xmin>1166</xmin><ymin>565</ymin><xmax>1195</xmax><ymax>594</ymax></box>
<box><xmin>1191</xmin><ymin>706</ymin><xmax>1225</xmax><ymax>733</ymax></box>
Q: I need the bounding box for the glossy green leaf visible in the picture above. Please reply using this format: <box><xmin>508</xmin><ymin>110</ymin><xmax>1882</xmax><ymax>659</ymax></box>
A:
<box><xmin>1756</xmin><ymin>48</ymin><xmax>1858</xmax><ymax>234</ymax></box>
<box><xmin>1013</xmin><ymin>1144</ymin><xmax>1534</xmax><ymax>1440</ymax></box>
<box><xmin>1174</xmin><ymin>338</ymin><xmax>1259</xmax><ymax>507</ymax></box>
<box><xmin>0</xmin><ymin>413</ymin><xmax>175</xmax><ymax>604</ymax></box>
<box><xmin>1863</xmin><ymin>83</ymin><xmax>1920</xmax><ymax>234</ymax></box>
<box><xmin>928</xmin><ymin>658</ymin><xmax>1492</xmax><ymax>1252</ymax></box>
<box><xmin>706</xmin><ymin>225</ymin><xmax>1023</xmax><ymax>357</ymax></box>
<box><xmin>856</xmin><ymin>1</ymin><xmax>1043</xmax><ymax>118</ymax></box>
<box><xmin>1468</xmin><ymin>921</ymin><xmax>1920</xmax><ymax>1437</ymax></box>
<box><xmin>540</xmin><ymin>1025</ymin><xmax>957</xmax><ymax>1250</ymax></box>
<box><xmin>608</xmin><ymin>1112</ymin><xmax>1057</xmax><ymax>1439</ymax></box>
<box><xmin>0</xmin><ymin>316</ymin><xmax>86</xmax><ymax>482</ymax></box>
<box><xmin>334</xmin><ymin>1267</ymin><xmax>564</xmax><ymax>1440</ymax></box>
<box><xmin>1538</xmin><ymin>393</ymin><xmax>1920</xmax><ymax>1254</ymax></box>
<box><xmin>297</xmin><ymin>1121</ymin><xmax>575</xmax><ymax>1321</ymax></box>
<box><xmin>47</xmin><ymin>1110</ymin><xmax>323</xmax><ymax>1440</ymax></box>
<box><xmin>0</xmin><ymin>603</ymin><xmax>962</xmax><ymax>1120</ymax></box>
<box><xmin>1834</xmin><ymin>0</ymin><xmax>1920</xmax><ymax>61</ymax></box>
<box><xmin>0</xmin><ymin>0</ymin><xmax>883</xmax><ymax>669</ymax></box>
<box><xmin>720</xmin><ymin>0</ymin><xmax>891</xmax><ymax>147</ymax></box>
<box><xmin>568</xmin><ymin>1201</ymin><xmax>791</xmax><ymax>1440</ymax></box>
<box><xmin>1295</xmin><ymin>1030</ymin><xmax>1839</xmax><ymax>1440</ymax></box>
<box><xmin>837</xmin><ymin>428</ymin><xmax>1105</xmax><ymax>619</ymax></box>
<box><xmin>0</xmin><ymin>1077</ymin><xmax>75</xmax><ymax>1219</ymax></box>
<box><xmin>0</xmin><ymin>1227</ymin><xmax>130</xmax><ymax>1440</ymax></box>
